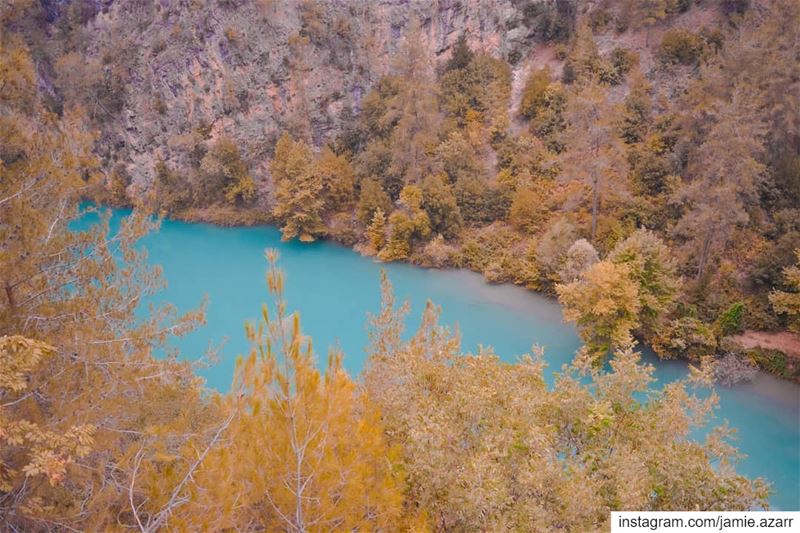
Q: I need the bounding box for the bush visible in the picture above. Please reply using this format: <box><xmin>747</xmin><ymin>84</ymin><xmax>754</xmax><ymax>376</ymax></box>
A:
<box><xmin>610</xmin><ymin>47</ymin><xmax>638</xmax><ymax>78</ymax></box>
<box><xmin>658</xmin><ymin>28</ymin><xmax>704</xmax><ymax>65</ymax></box>
<box><xmin>716</xmin><ymin>302</ymin><xmax>745</xmax><ymax>336</ymax></box>
<box><xmin>519</xmin><ymin>67</ymin><xmax>552</xmax><ymax>119</ymax></box>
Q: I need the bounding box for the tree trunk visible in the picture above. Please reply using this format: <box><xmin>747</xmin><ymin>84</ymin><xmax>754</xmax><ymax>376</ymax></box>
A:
<box><xmin>4</xmin><ymin>283</ymin><xmax>15</xmax><ymax>310</ymax></box>
<box><xmin>591</xmin><ymin>172</ymin><xmax>599</xmax><ymax>242</ymax></box>
<box><xmin>697</xmin><ymin>228</ymin><xmax>714</xmax><ymax>280</ymax></box>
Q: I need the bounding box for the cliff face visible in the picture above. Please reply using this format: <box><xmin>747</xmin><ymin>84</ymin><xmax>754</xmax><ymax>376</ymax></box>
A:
<box><xmin>77</xmin><ymin>0</ymin><xmax>564</xmax><ymax>191</ymax></box>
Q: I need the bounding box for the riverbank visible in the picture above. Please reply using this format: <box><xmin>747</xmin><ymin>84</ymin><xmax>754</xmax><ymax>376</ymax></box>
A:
<box><xmin>143</xmin><ymin>203</ymin><xmax>800</xmax><ymax>384</ymax></box>
<box><xmin>81</xmin><ymin>207</ymin><xmax>799</xmax><ymax>510</ymax></box>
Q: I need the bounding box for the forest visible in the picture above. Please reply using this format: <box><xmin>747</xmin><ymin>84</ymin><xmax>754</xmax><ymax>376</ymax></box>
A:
<box><xmin>1</xmin><ymin>0</ymin><xmax>799</xmax><ymax>531</ymax></box>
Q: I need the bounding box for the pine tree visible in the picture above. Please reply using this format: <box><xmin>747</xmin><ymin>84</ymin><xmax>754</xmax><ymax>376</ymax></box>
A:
<box><xmin>367</xmin><ymin>207</ymin><xmax>387</xmax><ymax>253</ymax></box>
<box><xmin>180</xmin><ymin>251</ymin><xmax>406</xmax><ymax>531</ymax></box>
<box><xmin>559</xmin><ymin>83</ymin><xmax>627</xmax><ymax>242</ymax></box>
<box><xmin>388</xmin><ymin>19</ymin><xmax>439</xmax><ymax>183</ymax></box>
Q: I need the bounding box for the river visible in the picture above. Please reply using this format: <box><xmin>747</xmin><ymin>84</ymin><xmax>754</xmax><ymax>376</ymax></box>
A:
<box><xmin>80</xmin><ymin>208</ymin><xmax>800</xmax><ymax>510</ymax></box>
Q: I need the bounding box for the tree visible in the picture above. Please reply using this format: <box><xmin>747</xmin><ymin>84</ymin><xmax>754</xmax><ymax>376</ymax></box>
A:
<box><xmin>444</xmin><ymin>34</ymin><xmax>473</xmax><ymax>72</ymax></box>
<box><xmin>557</xmin><ymin>260</ymin><xmax>641</xmax><ymax>359</ymax></box>
<box><xmin>609</xmin><ymin>229</ymin><xmax>680</xmax><ymax>333</ymax></box>
<box><xmin>179</xmin><ymin>252</ymin><xmax>406</xmax><ymax>531</ymax></box>
<box><xmin>562</xmin><ymin>22</ymin><xmax>602</xmax><ymax>85</ymax></box>
<box><xmin>435</xmin><ymin>131</ymin><xmax>482</xmax><ymax>184</ymax></box>
<box><xmin>315</xmin><ymin>145</ymin><xmax>356</xmax><ymax>213</ymax></box>
<box><xmin>0</xmin><ymin>42</ymin><xmax>215</xmax><ymax>531</ymax></box>
<box><xmin>770</xmin><ymin>249</ymin><xmax>800</xmax><ymax>333</ymax></box>
<box><xmin>357</xmin><ymin>178</ymin><xmax>392</xmax><ymax>225</ymax></box>
<box><xmin>420</xmin><ymin>173</ymin><xmax>462</xmax><ymax>239</ymax></box>
<box><xmin>271</xmin><ymin>132</ymin><xmax>326</xmax><ymax>242</ymax></box>
<box><xmin>365</xmin><ymin>276</ymin><xmax>767</xmax><ymax>531</ymax></box>
<box><xmin>672</xmin><ymin>92</ymin><xmax>765</xmax><ymax>278</ymax></box>
<box><xmin>558</xmin><ymin>238</ymin><xmax>599</xmax><ymax>283</ymax></box>
<box><xmin>366</xmin><ymin>208</ymin><xmax>387</xmax><ymax>253</ymax></box>
<box><xmin>198</xmin><ymin>136</ymin><xmax>256</xmax><ymax>205</ymax></box>
<box><xmin>536</xmin><ymin>218</ymin><xmax>578</xmax><ymax>281</ymax></box>
<box><xmin>519</xmin><ymin>66</ymin><xmax>552</xmax><ymax>119</ymax></box>
<box><xmin>559</xmin><ymin>83</ymin><xmax>627</xmax><ymax>241</ymax></box>
<box><xmin>620</xmin><ymin>70</ymin><xmax>652</xmax><ymax>144</ymax></box>
<box><xmin>152</xmin><ymin>156</ymin><xmax>191</xmax><ymax>214</ymax></box>
<box><xmin>380</xmin><ymin>185</ymin><xmax>431</xmax><ymax>261</ymax></box>
<box><xmin>509</xmin><ymin>185</ymin><xmax>550</xmax><ymax>234</ymax></box>
<box><xmin>0</xmin><ymin>336</ymin><xmax>94</xmax><ymax>491</ymax></box>
<box><xmin>388</xmin><ymin>19</ymin><xmax>439</xmax><ymax>183</ymax></box>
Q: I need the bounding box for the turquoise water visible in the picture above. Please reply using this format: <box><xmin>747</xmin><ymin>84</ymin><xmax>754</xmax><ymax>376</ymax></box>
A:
<box><xmin>78</xmin><ymin>209</ymin><xmax>800</xmax><ymax>510</ymax></box>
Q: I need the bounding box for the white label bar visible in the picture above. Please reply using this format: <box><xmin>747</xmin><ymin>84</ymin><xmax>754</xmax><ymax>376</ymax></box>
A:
<box><xmin>611</xmin><ymin>512</ymin><xmax>799</xmax><ymax>532</ymax></box>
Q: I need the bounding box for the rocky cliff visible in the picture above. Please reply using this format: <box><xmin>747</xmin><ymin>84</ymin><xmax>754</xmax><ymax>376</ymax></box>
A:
<box><xmin>62</xmin><ymin>0</ymin><xmax>573</xmax><ymax>191</ymax></box>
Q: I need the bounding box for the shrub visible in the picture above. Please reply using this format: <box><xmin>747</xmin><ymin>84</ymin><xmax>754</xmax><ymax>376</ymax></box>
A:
<box><xmin>716</xmin><ymin>302</ymin><xmax>745</xmax><ymax>336</ymax></box>
<box><xmin>658</xmin><ymin>28</ymin><xmax>704</xmax><ymax>65</ymax></box>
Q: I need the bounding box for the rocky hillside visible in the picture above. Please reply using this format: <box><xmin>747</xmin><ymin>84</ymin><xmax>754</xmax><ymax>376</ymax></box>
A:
<box><xmin>43</xmin><ymin>0</ymin><xmax>570</xmax><ymax>191</ymax></box>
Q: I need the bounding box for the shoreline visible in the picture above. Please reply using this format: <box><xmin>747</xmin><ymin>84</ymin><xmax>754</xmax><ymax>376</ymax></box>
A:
<box><xmin>114</xmin><ymin>202</ymin><xmax>800</xmax><ymax>384</ymax></box>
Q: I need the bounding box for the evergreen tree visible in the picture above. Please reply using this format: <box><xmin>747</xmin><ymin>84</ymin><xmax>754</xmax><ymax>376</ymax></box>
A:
<box><xmin>180</xmin><ymin>252</ymin><xmax>406</xmax><ymax>531</ymax></box>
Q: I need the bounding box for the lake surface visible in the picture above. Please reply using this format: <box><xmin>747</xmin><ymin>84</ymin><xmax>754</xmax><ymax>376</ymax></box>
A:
<box><xmin>80</xmin><ymin>209</ymin><xmax>800</xmax><ymax>510</ymax></box>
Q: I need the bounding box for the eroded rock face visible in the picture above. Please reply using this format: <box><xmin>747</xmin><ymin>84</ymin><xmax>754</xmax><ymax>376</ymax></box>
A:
<box><xmin>79</xmin><ymin>0</ymin><xmax>558</xmax><ymax>190</ymax></box>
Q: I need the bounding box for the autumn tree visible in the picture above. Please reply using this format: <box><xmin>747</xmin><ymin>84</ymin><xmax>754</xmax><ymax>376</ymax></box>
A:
<box><xmin>152</xmin><ymin>156</ymin><xmax>191</xmax><ymax>214</ymax></box>
<box><xmin>387</xmin><ymin>19</ymin><xmax>440</xmax><ymax>183</ymax></box>
<box><xmin>315</xmin><ymin>145</ymin><xmax>356</xmax><ymax>213</ymax></box>
<box><xmin>559</xmin><ymin>83</ymin><xmax>627</xmax><ymax>241</ymax></box>
<box><xmin>198</xmin><ymin>136</ymin><xmax>256</xmax><ymax>205</ymax></box>
<box><xmin>536</xmin><ymin>218</ymin><xmax>579</xmax><ymax>282</ymax></box>
<box><xmin>609</xmin><ymin>229</ymin><xmax>680</xmax><ymax>334</ymax></box>
<box><xmin>770</xmin><ymin>249</ymin><xmax>800</xmax><ymax>333</ymax></box>
<box><xmin>558</xmin><ymin>238</ymin><xmax>599</xmax><ymax>283</ymax></box>
<box><xmin>380</xmin><ymin>185</ymin><xmax>431</xmax><ymax>261</ymax></box>
<box><xmin>271</xmin><ymin>132</ymin><xmax>326</xmax><ymax>241</ymax></box>
<box><xmin>357</xmin><ymin>177</ymin><xmax>392</xmax><ymax>225</ymax></box>
<box><xmin>366</xmin><ymin>275</ymin><xmax>767</xmax><ymax>531</ymax></box>
<box><xmin>420</xmin><ymin>173</ymin><xmax>462</xmax><ymax>239</ymax></box>
<box><xmin>366</xmin><ymin>208</ymin><xmax>387</xmax><ymax>253</ymax></box>
<box><xmin>0</xmin><ymin>40</ymin><xmax>217</xmax><ymax>531</ymax></box>
<box><xmin>672</xmin><ymin>92</ymin><xmax>765</xmax><ymax>279</ymax></box>
<box><xmin>178</xmin><ymin>251</ymin><xmax>406</xmax><ymax>531</ymax></box>
<box><xmin>519</xmin><ymin>66</ymin><xmax>553</xmax><ymax>119</ymax></box>
<box><xmin>557</xmin><ymin>260</ymin><xmax>641</xmax><ymax>359</ymax></box>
